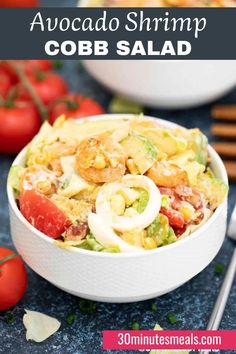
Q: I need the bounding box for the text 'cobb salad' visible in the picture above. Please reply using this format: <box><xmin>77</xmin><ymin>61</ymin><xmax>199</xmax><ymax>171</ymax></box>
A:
<box><xmin>9</xmin><ymin>116</ymin><xmax>228</xmax><ymax>253</ymax></box>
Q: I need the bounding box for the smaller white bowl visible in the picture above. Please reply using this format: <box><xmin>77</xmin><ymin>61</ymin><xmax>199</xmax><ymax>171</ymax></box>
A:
<box><xmin>7</xmin><ymin>115</ymin><xmax>228</xmax><ymax>303</ymax></box>
<box><xmin>83</xmin><ymin>60</ymin><xmax>236</xmax><ymax>109</ymax></box>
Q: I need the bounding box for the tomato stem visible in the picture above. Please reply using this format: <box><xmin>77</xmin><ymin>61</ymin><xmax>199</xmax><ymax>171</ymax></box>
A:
<box><xmin>4</xmin><ymin>86</ymin><xmax>19</xmax><ymax>108</ymax></box>
<box><xmin>66</xmin><ymin>99</ymin><xmax>78</xmax><ymax>111</ymax></box>
<box><xmin>0</xmin><ymin>94</ymin><xmax>5</xmax><ymax>106</ymax></box>
<box><xmin>35</xmin><ymin>70</ymin><xmax>46</xmax><ymax>82</ymax></box>
<box><xmin>5</xmin><ymin>61</ymin><xmax>48</xmax><ymax>121</ymax></box>
<box><xmin>0</xmin><ymin>253</ymin><xmax>17</xmax><ymax>266</ymax></box>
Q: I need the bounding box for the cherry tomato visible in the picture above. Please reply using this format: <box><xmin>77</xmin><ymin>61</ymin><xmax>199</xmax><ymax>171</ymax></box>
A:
<box><xmin>19</xmin><ymin>72</ymin><xmax>68</xmax><ymax>106</ymax></box>
<box><xmin>0</xmin><ymin>247</ymin><xmax>27</xmax><ymax>311</ymax></box>
<box><xmin>161</xmin><ymin>207</ymin><xmax>185</xmax><ymax>229</ymax></box>
<box><xmin>21</xmin><ymin>60</ymin><xmax>53</xmax><ymax>75</ymax></box>
<box><xmin>0</xmin><ymin>62</ymin><xmax>18</xmax><ymax>84</ymax></box>
<box><xmin>0</xmin><ymin>71</ymin><xmax>12</xmax><ymax>98</ymax></box>
<box><xmin>49</xmin><ymin>94</ymin><xmax>105</xmax><ymax>124</ymax></box>
<box><xmin>0</xmin><ymin>0</ymin><xmax>38</xmax><ymax>7</ymax></box>
<box><xmin>19</xmin><ymin>190</ymin><xmax>72</xmax><ymax>239</ymax></box>
<box><xmin>0</xmin><ymin>60</ymin><xmax>52</xmax><ymax>84</ymax></box>
<box><xmin>0</xmin><ymin>100</ymin><xmax>41</xmax><ymax>154</ymax></box>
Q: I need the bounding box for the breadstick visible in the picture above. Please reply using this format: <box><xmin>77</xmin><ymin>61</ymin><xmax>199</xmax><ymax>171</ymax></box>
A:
<box><xmin>212</xmin><ymin>105</ymin><xmax>236</xmax><ymax>121</ymax></box>
<box><xmin>212</xmin><ymin>142</ymin><xmax>236</xmax><ymax>157</ymax></box>
<box><xmin>223</xmin><ymin>161</ymin><xmax>236</xmax><ymax>181</ymax></box>
<box><xmin>211</xmin><ymin>124</ymin><xmax>236</xmax><ymax>138</ymax></box>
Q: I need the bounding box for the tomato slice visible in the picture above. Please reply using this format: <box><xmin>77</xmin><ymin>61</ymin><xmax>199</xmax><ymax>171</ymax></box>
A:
<box><xmin>19</xmin><ymin>190</ymin><xmax>71</xmax><ymax>239</ymax></box>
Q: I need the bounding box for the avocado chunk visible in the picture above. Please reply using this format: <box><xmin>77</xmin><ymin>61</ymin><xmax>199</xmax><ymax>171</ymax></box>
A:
<box><xmin>187</xmin><ymin>129</ymin><xmax>208</xmax><ymax>166</ymax></box>
<box><xmin>121</xmin><ymin>134</ymin><xmax>157</xmax><ymax>174</ymax></box>
<box><xmin>132</xmin><ymin>190</ymin><xmax>149</xmax><ymax>213</ymax></box>
<box><xmin>139</xmin><ymin>128</ymin><xmax>187</xmax><ymax>157</ymax></box>
<box><xmin>194</xmin><ymin>168</ymin><xmax>228</xmax><ymax>210</ymax></box>
<box><xmin>147</xmin><ymin>214</ymin><xmax>177</xmax><ymax>247</ymax></box>
<box><xmin>108</xmin><ymin>96</ymin><xmax>144</xmax><ymax>115</ymax></box>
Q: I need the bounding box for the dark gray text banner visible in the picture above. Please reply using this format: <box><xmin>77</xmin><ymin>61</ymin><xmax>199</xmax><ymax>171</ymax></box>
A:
<box><xmin>0</xmin><ymin>8</ymin><xmax>235</xmax><ymax>59</ymax></box>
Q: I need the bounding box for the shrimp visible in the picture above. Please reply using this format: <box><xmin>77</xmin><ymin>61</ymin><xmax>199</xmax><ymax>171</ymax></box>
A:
<box><xmin>20</xmin><ymin>166</ymin><xmax>57</xmax><ymax>196</ymax></box>
<box><xmin>146</xmin><ymin>161</ymin><xmax>188</xmax><ymax>188</ymax></box>
<box><xmin>75</xmin><ymin>135</ymin><xmax>126</xmax><ymax>183</ymax></box>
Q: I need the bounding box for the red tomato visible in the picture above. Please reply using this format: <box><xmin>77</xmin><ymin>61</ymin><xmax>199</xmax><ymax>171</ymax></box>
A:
<box><xmin>161</xmin><ymin>207</ymin><xmax>185</xmax><ymax>229</ymax></box>
<box><xmin>19</xmin><ymin>72</ymin><xmax>68</xmax><ymax>106</ymax></box>
<box><xmin>0</xmin><ymin>100</ymin><xmax>41</xmax><ymax>154</ymax></box>
<box><xmin>19</xmin><ymin>190</ymin><xmax>72</xmax><ymax>239</ymax></box>
<box><xmin>0</xmin><ymin>247</ymin><xmax>27</xmax><ymax>311</ymax></box>
<box><xmin>0</xmin><ymin>60</ymin><xmax>52</xmax><ymax>84</ymax></box>
<box><xmin>49</xmin><ymin>94</ymin><xmax>105</xmax><ymax>124</ymax></box>
<box><xmin>0</xmin><ymin>62</ymin><xmax>18</xmax><ymax>84</ymax></box>
<box><xmin>0</xmin><ymin>0</ymin><xmax>38</xmax><ymax>7</ymax></box>
<box><xmin>21</xmin><ymin>60</ymin><xmax>53</xmax><ymax>75</ymax></box>
<box><xmin>0</xmin><ymin>71</ymin><xmax>12</xmax><ymax>98</ymax></box>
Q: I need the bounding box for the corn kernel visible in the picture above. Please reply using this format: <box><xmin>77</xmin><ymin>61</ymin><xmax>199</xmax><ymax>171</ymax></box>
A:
<box><xmin>93</xmin><ymin>155</ymin><xmax>106</xmax><ymax>169</ymax></box>
<box><xmin>127</xmin><ymin>158</ymin><xmax>139</xmax><ymax>175</ymax></box>
<box><xmin>121</xmin><ymin>229</ymin><xmax>144</xmax><ymax>247</ymax></box>
<box><xmin>143</xmin><ymin>237</ymin><xmax>157</xmax><ymax>250</ymax></box>
<box><xmin>110</xmin><ymin>194</ymin><xmax>126</xmax><ymax>216</ymax></box>
<box><xmin>179</xmin><ymin>206</ymin><xmax>194</xmax><ymax>221</ymax></box>
<box><xmin>35</xmin><ymin>155</ymin><xmax>46</xmax><ymax>164</ymax></box>
<box><xmin>36</xmin><ymin>180</ymin><xmax>52</xmax><ymax>194</ymax></box>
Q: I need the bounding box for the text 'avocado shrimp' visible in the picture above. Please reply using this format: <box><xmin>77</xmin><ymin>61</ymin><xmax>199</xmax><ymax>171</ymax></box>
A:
<box><xmin>75</xmin><ymin>135</ymin><xmax>126</xmax><ymax>183</ymax></box>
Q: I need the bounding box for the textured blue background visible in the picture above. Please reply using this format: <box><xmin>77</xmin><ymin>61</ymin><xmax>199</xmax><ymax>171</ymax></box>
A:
<box><xmin>0</xmin><ymin>1</ymin><xmax>236</xmax><ymax>354</ymax></box>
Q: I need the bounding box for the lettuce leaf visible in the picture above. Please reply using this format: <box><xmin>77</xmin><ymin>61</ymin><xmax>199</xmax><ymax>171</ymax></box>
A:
<box><xmin>77</xmin><ymin>234</ymin><xmax>120</xmax><ymax>253</ymax></box>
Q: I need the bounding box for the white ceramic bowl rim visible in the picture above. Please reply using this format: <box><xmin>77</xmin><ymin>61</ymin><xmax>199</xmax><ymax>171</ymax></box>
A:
<box><xmin>7</xmin><ymin>114</ymin><xmax>228</xmax><ymax>259</ymax></box>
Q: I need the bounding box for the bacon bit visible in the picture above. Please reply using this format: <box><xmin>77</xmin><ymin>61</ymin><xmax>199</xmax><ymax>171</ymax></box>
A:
<box><xmin>159</xmin><ymin>187</ymin><xmax>182</xmax><ymax>210</ymax></box>
<box><xmin>193</xmin><ymin>211</ymin><xmax>204</xmax><ymax>224</ymax></box>
<box><xmin>159</xmin><ymin>187</ymin><xmax>174</xmax><ymax>196</ymax></box>
<box><xmin>170</xmin><ymin>195</ymin><xmax>182</xmax><ymax>210</ymax></box>
<box><xmin>174</xmin><ymin>185</ymin><xmax>203</xmax><ymax>210</ymax></box>
<box><xmin>175</xmin><ymin>185</ymin><xmax>192</xmax><ymax>197</ymax></box>
<box><xmin>185</xmin><ymin>190</ymin><xmax>203</xmax><ymax>210</ymax></box>
<box><xmin>64</xmin><ymin>223</ymin><xmax>88</xmax><ymax>242</ymax></box>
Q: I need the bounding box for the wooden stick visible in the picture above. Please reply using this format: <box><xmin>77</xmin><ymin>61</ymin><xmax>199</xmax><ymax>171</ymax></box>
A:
<box><xmin>223</xmin><ymin>161</ymin><xmax>236</xmax><ymax>182</ymax></box>
<box><xmin>212</xmin><ymin>105</ymin><xmax>236</xmax><ymax>121</ymax></box>
<box><xmin>212</xmin><ymin>142</ymin><xmax>236</xmax><ymax>158</ymax></box>
<box><xmin>211</xmin><ymin>124</ymin><xmax>236</xmax><ymax>138</ymax></box>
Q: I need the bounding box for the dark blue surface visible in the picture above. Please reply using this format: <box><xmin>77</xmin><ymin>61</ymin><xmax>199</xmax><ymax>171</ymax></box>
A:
<box><xmin>0</xmin><ymin>60</ymin><xmax>235</xmax><ymax>354</ymax></box>
<box><xmin>0</xmin><ymin>1</ymin><xmax>236</xmax><ymax>353</ymax></box>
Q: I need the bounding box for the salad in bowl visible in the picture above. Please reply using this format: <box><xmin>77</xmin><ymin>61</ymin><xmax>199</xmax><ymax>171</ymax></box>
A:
<box><xmin>9</xmin><ymin>115</ymin><xmax>227</xmax><ymax>254</ymax></box>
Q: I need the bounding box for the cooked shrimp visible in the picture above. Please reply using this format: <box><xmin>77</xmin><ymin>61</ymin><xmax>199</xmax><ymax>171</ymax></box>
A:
<box><xmin>20</xmin><ymin>166</ymin><xmax>57</xmax><ymax>195</ymax></box>
<box><xmin>75</xmin><ymin>135</ymin><xmax>126</xmax><ymax>183</ymax></box>
<box><xmin>146</xmin><ymin>161</ymin><xmax>188</xmax><ymax>188</ymax></box>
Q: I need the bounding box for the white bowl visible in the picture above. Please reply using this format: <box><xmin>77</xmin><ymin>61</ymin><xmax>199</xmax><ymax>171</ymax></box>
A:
<box><xmin>83</xmin><ymin>60</ymin><xmax>236</xmax><ymax>109</ymax></box>
<box><xmin>7</xmin><ymin>114</ymin><xmax>228</xmax><ymax>303</ymax></box>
